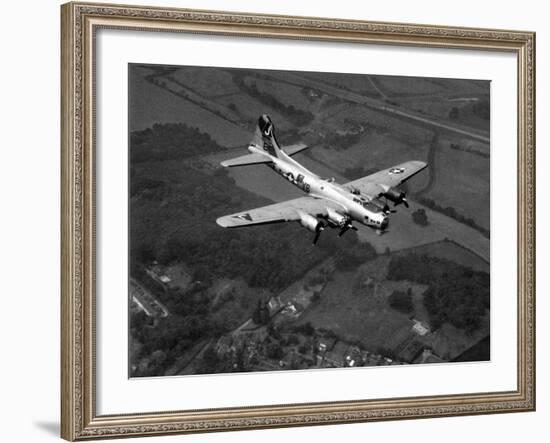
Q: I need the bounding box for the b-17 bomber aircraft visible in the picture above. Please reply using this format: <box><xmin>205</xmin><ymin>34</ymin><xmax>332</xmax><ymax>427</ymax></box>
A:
<box><xmin>216</xmin><ymin>115</ymin><xmax>427</xmax><ymax>244</ymax></box>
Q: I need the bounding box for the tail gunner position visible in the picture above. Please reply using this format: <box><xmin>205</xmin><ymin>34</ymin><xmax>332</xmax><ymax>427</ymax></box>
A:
<box><xmin>216</xmin><ymin>115</ymin><xmax>427</xmax><ymax>244</ymax></box>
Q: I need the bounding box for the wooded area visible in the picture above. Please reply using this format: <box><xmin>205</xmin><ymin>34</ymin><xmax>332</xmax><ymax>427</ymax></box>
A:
<box><xmin>387</xmin><ymin>254</ymin><xmax>489</xmax><ymax>333</ymax></box>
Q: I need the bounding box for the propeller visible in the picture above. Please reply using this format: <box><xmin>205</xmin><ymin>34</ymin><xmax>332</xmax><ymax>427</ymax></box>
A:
<box><xmin>393</xmin><ymin>192</ymin><xmax>409</xmax><ymax>208</ymax></box>
<box><xmin>312</xmin><ymin>225</ymin><xmax>325</xmax><ymax>245</ymax></box>
<box><xmin>338</xmin><ymin>222</ymin><xmax>357</xmax><ymax>238</ymax></box>
<box><xmin>380</xmin><ymin>189</ymin><xmax>409</xmax><ymax>210</ymax></box>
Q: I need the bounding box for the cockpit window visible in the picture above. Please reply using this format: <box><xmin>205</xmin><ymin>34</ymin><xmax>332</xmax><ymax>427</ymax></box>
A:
<box><xmin>361</xmin><ymin>201</ymin><xmax>382</xmax><ymax>213</ymax></box>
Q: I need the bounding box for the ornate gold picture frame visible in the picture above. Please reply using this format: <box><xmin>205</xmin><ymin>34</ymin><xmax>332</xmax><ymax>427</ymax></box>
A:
<box><xmin>61</xmin><ymin>2</ymin><xmax>535</xmax><ymax>440</ymax></box>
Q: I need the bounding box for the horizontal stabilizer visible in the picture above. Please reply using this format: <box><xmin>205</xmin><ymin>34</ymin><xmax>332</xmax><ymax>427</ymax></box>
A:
<box><xmin>220</xmin><ymin>152</ymin><xmax>271</xmax><ymax>168</ymax></box>
<box><xmin>283</xmin><ymin>143</ymin><xmax>309</xmax><ymax>156</ymax></box>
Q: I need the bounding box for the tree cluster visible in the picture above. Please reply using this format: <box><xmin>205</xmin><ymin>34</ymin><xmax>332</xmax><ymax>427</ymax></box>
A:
<box><xmin>130</xmin><ymin>123</ymin><xmax>223</xmax><ymax>164</ymax></box>
<box><xmin>387</xmin><ymin>254</ymin><xmax>489</xmax><ymax>334</ymax></box>
<box><xmin>416</xmin><ymin>196</ymin><xmax>489</xmax><ymax>239</ymax></box>
<box><xmin>449</xmin><ymin>106</ymin><xmax>460</xmax><ymax>121</ymax></box>
<box><xmin>388</xmin><ymin>289</ymin><xmax>414</xmax><ymax>314</ymax></box>
<box><xmin>323</xmin><ymin>131</ymin><xmax>361</xmax><ymax>150</ymax></box>
<box><xmin>472</xmin><ymin>99</ymin><xmax>490</xmax><ymax>120</ymax></box>
<box><xmin>232</xmin><ymin>75</ymin><xmax>314</xmax><ymax>127</ymax></box>
<box><xmin>411</xmin><ymin>208</ymin><xmax>429</xmax><ymax>226</ymax></box>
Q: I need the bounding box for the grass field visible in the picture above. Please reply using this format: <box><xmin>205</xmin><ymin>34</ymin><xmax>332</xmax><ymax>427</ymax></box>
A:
<box><xmin>130</xmin><ymin>72</ymin><xmax>250</xmax><ymax>146</ymax></box>
<box><xmin>423</xmin><ymin>142</ymin><xmax>490</xmax><ymax>230</ymax></box>
<box><xmin>297</xmin><ymin>259</ymin><xmax>416</xmax><ymax>352</ymax></box>
<box><xmin>375</xmin><ymin>76</ymin><xmax>449</xmax><ymax>97</ymax></box>
<box><xmin>170</xmin><ymin>67</ymin><xmax>239</xmax><ymax>97</ymax></box>
<box><xmin>296</xmin><ymin>257</ymin><xmax>427</xmax><ymax>355</ymax></box>
<box><xmin>377</xmin><ymin>77</ymin><xmax>485</xmax><ymax>99</ymax></box>
<box><xmin>215</xmin><ymin>93</ymin><xmax>293</xmax><ymax>130</ymax></box>
<box><xmin>296</xmin><ymin>71</ymin><xmax>382</xmax><ymax>97</ymax></box>
<box><xmin>393</xmin><ymin>96</ymin><xmax>490</xmax><ymax>132</ymax></box>
<box><xmin>395</xmin><ymin>240</ymin><xmax>489</xmax><ymax>273</ymax></box>
<box><xmin>252</xmin><ymin>77</ymin><xmax>313</xmax><ymax>111</ymax></box>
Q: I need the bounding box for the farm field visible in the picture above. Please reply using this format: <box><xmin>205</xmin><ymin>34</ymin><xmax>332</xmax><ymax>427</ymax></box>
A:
<box><xmin>251</xmin><ymin>77</ymin><xmax>313</xmax><ymax>111</ymax></box>
<box><xmin>170</xmin><ymin>67</ymin><xmax>239</xmax><ymax>97</ymax></box>
<box><xmin>129</xmin><ymin>70</ymin><xmax>250</xmax><ymax>146</ymax></box>
<box><xmin>296</xmin><ymin>268</ymin><xmax>417</xmax><ymax>352</ymax></box>
<box><xmin>297</xmin><ymin>71</ymin><xmax>381</xmax><ymax>97</ymax></box>
<box><xmin>374</xmin><ymin>76</ymin><xmax>487</xmax><ymax>98</ymax></box>
<box><xmin>423</xmin><ymin>142</ymin><xmax>490</xmax><ymax>230</ymax></box>
<box><xmin>394</xmin><ymin>239</ymin><xmax>489</xmax><ymax>273</ymax></box>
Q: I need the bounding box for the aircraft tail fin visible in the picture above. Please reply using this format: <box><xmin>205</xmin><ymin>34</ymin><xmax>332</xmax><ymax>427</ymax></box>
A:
<box><xmin>220</xmin><ymin>115</ymin><xmax>301</xmax><ymax>168</ymax></box>
<box><xmin>251</xmin><ymin>114</ymin><xmax>282</xmax><ymax>158</ymax></box>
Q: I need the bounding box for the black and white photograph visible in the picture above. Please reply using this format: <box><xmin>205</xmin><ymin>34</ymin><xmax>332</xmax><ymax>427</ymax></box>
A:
<box><xmin>128</xmin><ymin>63</ymin><xmax>490</xmax><ymax>378</ymax></box>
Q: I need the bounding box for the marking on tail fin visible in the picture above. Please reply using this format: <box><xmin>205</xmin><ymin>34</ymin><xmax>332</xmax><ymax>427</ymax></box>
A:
<box><xmin>257</xmin><ymin>114</ymin><xmax>280</xmax><ymax>158</ymax></box>
<box><xmin>263</xmin><ymin>137</ymin><xmax>277</xmax><ymax>157</ymax></box>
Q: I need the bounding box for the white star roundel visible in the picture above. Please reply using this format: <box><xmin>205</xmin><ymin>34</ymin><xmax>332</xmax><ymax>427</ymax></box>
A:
<box><xmin>389</xmin><ymin>167</ymin><xmax>405</xmax><ymax>174</ymax></box>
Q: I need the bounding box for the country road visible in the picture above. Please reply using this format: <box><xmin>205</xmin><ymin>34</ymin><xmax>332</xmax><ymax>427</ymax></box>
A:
<box><xmin>416</xmin><ymin>130</ymin><xmax>440</xmax><ymax>195</ymax></box>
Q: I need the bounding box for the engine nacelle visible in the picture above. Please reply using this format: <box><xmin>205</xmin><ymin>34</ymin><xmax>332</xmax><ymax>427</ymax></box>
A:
<box><xmin>326</xmin><ymin>208</ymin><xmax>348</xmax><ymax>228</ymax></box>
<box><xmin>382</xmin><ymin>188</ymin><xmax>407</xmax><ymax>206</ymax></box>
<box><xmin>299</xmin><ymin>213</ymin><xmax>324</xmax><ymax>233</ymax></box>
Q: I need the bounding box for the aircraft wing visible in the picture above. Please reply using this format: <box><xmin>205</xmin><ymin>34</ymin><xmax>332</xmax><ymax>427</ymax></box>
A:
<box><xmin>345</xmin><ymin>161</ymin><xmax>427</xmax><ymax>196</ymax></box>
<box><xmin>216</xmin><ymin>196</ymin><xmax>338</xmax><ymax>228</ymax></box>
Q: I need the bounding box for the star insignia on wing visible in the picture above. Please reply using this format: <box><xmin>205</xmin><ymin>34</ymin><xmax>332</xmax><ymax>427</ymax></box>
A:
<box><xmin>389</xmin><ymin>167</ymin><xmax>405</xmax><ymax>174</ymax></box>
